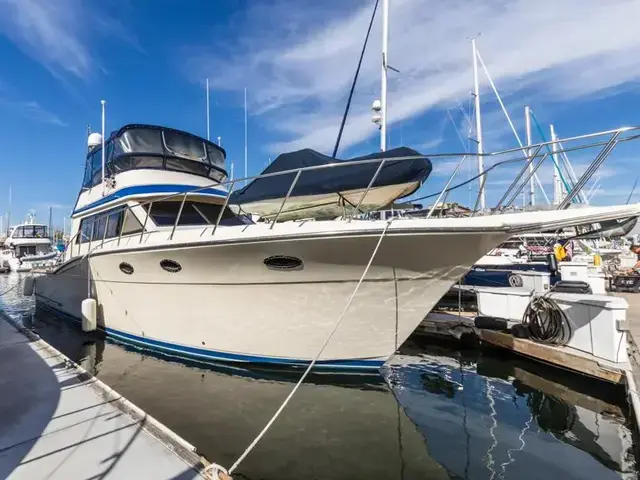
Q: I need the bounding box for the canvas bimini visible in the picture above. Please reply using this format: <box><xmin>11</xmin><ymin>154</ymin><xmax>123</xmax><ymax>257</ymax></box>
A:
<box><xmin>31</xmin><ymin>124</ymin><xmax>640</xmax><ymax>369</ymax></box>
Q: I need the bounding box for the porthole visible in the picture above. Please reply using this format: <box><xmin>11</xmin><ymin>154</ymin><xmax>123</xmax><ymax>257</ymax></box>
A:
<box><xmin>119</xmin><ymin>262</ymin><xmax>134</xmax><ymax>275</ymax></box>
<box><xmin>264</xmin><ymin>255</ymin><xmax>303</xmax><ymax>271</ymax></box>
<box><xmin>160</xmin><ymin>259</ymin><xmax>182</xmax><ymax>273</ymax></box>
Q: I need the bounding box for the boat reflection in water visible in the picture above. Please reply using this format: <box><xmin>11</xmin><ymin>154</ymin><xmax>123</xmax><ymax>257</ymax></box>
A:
<box><xmin>386</xmin><ymin>339</ymin><xmax>636</xmax><ymax>480</ymax></box>
<box><xmin>7</xmin><ymin>273</ymin><xmax>636</xmax><ymax>480</ymax></box>
<box><xmin>23</xmin><ymin>309</ymin><xmax>449</xmax><ymax>480</ymax></box>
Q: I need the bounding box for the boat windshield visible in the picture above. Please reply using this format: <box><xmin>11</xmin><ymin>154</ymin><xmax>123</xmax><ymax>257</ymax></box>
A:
<box><xmin>12</xmin><ymin>225</ymin><xmax>48</xmax><ymax>238</ymax></box>
<box><xmin>82</xmin><ymin>126</ymin><xmax>227</xmax><ymax>189</ymax></box>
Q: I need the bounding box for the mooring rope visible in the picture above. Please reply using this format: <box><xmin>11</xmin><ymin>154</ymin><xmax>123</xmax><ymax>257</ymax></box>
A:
<box><xmin>206</xmin><ymin>219</ymin><xmax>394</xmax><ymax>478</ymax></box>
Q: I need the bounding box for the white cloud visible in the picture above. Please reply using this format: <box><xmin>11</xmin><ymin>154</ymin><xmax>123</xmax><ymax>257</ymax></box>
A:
<box><xmin>0</xmin><ymin>98</ymin><xmax>66</xmax><ymax>126</ymax></box>
<box><xmin>186</xmin><ymin>0</ymin><xmax>640</xmax><ymax>154</ymax></box>
<box><xmin>0</xmin><ymin>0</ymin><xmax>138</xmax><ymax>80</ymax></box>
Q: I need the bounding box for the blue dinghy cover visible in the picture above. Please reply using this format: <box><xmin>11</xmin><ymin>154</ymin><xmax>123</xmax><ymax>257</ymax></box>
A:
<box><xmin>230</xmin><ymin>146</ymin><xmax>431</xmax><ymax>205</ymax></box>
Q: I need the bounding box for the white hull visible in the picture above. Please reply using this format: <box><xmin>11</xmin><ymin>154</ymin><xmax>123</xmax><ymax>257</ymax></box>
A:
<box><xmin>35</xmin><ymin>226</ymin><xmax>506</xmax><ymax>368</ymax></box>
<box><xmin>9</xmin><ymin>251</ymin><xmax>58</xmax><ymax>273</ymax></box>
<box><xmin>35</xmin><ymin>205</ymin><xmax>640</xmax><ymax>369</ymax></box>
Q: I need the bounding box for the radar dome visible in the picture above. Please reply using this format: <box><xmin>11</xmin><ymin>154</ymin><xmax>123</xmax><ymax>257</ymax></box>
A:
<box><xmin>88</xmin><ymin>133</ymin><xmax>103</xmax><ymax>150</ymax></box>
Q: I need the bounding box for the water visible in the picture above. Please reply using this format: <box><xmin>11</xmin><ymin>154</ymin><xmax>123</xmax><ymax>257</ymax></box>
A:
<box><xmin>2</xmin><ymin>273</ymin><xmax>637</xmax><ymax>479</ymax></box>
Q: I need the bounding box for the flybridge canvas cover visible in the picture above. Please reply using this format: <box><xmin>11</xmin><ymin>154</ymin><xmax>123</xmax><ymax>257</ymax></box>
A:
<box><xmin>230</xmin><ymin>147</ymin><xmax>432</xmax><ymax>206</ymax></box>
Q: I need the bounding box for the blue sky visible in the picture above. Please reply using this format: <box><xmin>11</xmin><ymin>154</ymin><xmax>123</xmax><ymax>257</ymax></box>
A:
<box><xmin>0</xmin><ymin>0</ymin><xmax>639</xmax><ymax>228</ymax></box>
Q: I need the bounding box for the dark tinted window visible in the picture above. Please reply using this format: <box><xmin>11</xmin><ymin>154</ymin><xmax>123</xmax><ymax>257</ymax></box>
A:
<box><xmin>115</xmin><ymin>128</ymin><xmax>163</xmax><ymax>155</ymax></box>
<box><xmin>91</xmin><ymin>215</ymin><xmax>107</xmax><ymax>241</ymax></box>
<box><xmin>77</xmin><ymin>207</ymin><xmax>143</xmax><ymax>244</ymax></box>
<box><xmin>142</xmin><ymin>201</ymin><xmax>252</xmax><ymax>227</ymax></box>
<box><xmin>163</xmin><ymin>130</ymin><xmax>206</xmax><ymax>161</ymax></box>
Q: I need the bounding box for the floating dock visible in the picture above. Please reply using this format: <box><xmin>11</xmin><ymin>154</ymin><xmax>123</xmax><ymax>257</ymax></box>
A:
<box><xmin>0</xmin><ymin>312</ymin><xmax>211</xmax><ymax>479</ymax></box>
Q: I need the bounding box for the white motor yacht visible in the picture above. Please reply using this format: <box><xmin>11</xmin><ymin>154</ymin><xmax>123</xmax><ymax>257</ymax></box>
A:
<box><xmin>32</xmin><ymin>124</ymin><xmax>640</xmax><ymax>369</ymax></box>
<box><xmin>2</xmin><ymin>217</ymin><xmax>59</xmax><ymax>272</ymax></box>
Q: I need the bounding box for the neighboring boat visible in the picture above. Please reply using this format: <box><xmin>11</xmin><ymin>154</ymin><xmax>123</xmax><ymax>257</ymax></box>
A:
<box><xmin>31</xmin><ymin>124</ymin><xmax>640</xmax><ymax>369</ymax></box>
<box><xmin>2</xmin><ymin>217</ymin><xmax>59</xmax><ymax>272</ymax></box>
<box><xmin>230</xmin><ymin>147</ymin><xmax>432</xmax><ymax>221</ymax></box>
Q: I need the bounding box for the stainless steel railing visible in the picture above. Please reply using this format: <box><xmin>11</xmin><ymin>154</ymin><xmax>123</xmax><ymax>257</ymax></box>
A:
<box><xmin>54</xmin><ymin>125</ymin><xmax>640</xmax><ymax>267</ymax></box>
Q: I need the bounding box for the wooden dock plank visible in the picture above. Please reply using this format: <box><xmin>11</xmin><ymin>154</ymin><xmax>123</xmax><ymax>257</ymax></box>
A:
<box><xmin>479</xmin><ymin>329</ymin><xmax>624</xmax><ymax>384</ymax></box>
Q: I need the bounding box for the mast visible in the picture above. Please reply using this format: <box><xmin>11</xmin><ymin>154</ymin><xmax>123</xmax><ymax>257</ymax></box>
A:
<box><xmin>48</xmin><ymin>206</ymin><xmax>53</xmax><ymax>241</ymax></box>
<box><xmin>101</xmin><ymin>100</ymin><xmax>106</xmax><ymax>196</ymax></box>
<box><xmin>380</xmin><ymin>0</ymin><xmax>388</xmax><ymax>151</ymax></box>
<box><xmin>244</xmin><ymin>87</ymin><xmax>248</xmax><ymax>185</ymax></box>
<box><xmin>472</xmin><ymin>38</ymin><xmax>485</xmax><ymax>210</ymax></box>
<box><xmin>550</xmin><ymin>124</ymin><xmax>561</xmax><ymax>204</ymax></box>
<box><xmin>206</xmin><ymin>78</ymin><xmax>210</xmax><ymax>141</ymax></box>
<box><xmin>525</xmin><ymin>105</ymin><xmax>534</xmax><ymax>206</ymax></box>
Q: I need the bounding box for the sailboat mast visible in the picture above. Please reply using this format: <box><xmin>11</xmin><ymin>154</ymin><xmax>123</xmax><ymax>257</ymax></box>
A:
<box><xmin>244</xmin><ymin>87</ymin><xmax>248</xmax><ymax>184</ymax></box>
<box><xmin>380</xmin><ymin>0</ymin><xmax>389</xmax><ymax>152</ymax></box>
<box><xmin>472</xmin><ymin>38</ymin><xmax>485</xmax><ymax>210</ymax></box>
<box><xmin>525</xmin><ymin>105</ymin><xmax>534</xmax><ymax>206</ymax></box>
<box><xmin>550</xmin><ymin>124</ymin><xmax>561</xmax><ymax>204</ymax></box>
<box><xmin>48</xmin><ymin>206</ymin><xmax>52</xmax><ymax>241</ymax></box>
<box><xmin>206</xmin><ymin>78</ymin><xmax>211</xmax><ymax>141</ymax></box>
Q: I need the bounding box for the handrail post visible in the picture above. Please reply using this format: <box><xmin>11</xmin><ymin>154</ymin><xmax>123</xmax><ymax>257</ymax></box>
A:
<box><xmin>170</xmin><ymin>193</ymin><xmax>188</xmax><ymax>240</ymax></box>
<box><xmin>426</xmin><ymin>155</ymin><xmax>468</xmax><ymax>219</ymax></box>
<box><xmin>471</xmin><ymin>172</ymin><xmax>489</xmax><ymax>215</ymax></box>
<box><xmin>493</xmin><ymin>144</ymin><xmax>544</xmax><ymax>213</ymax></box>
<box><xmin>270</xmin><ymin>170</ymin><xmax>302</xmax><ymax>228</ymax></box>
<box><xmin>212</xmin><ymin>181</ymin><xmax>236</xmax><ymax>236</ymax></box>
<box><xmin>87</xmin><ymin>221</ymin><xmax>95</xmax><ymax>255</ymax></box>
<box><xmin>558</xmin><ymin>132</ymin><xmax>621</xmax><ymax>209</ymax></box>
<box><xmin>140</xmin><ymin>202</ymin><xmax>153</xmax><ymax>243</ymax></box>
<box><xmin>504</xmin><ymin>153</ymin><xmax>549</xmax><ymax>208</ymax></box>
<box><xmin>101</xmin><ymin>214</ymin><xmax>109</xmax><ymax>248</ymax></box>
<box><xmin>348</xmin><ymin>158</ymin><xmax>386</xmax><ymax>222</ymax></box>
<box><xmin>118</xmin><ymin>207</ymin><xmax>129</xmax><ymax>246</ymax></box>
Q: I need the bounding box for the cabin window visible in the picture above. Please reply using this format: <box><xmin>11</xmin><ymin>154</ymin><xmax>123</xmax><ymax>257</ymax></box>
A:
<box><xmin>163</xmin><ymin>130</ymin><xmax>207</xmax><ymax>161</ymax></box>
<box><xmin>115</xmin><ymin>128</ymin><xmax>163</xmax><ymax>155</ymax></box>
<box><xmin>13</xmin><ymin>225</ymin><xmax>48</xmax><ymax>238</ymax></box>
<box><xmin>82</xmin><ymin>127</ymin><xmax>228</xmax><ymax>189</ymax></box>
<box><xmin>141</xmin><ymin>201</ymin><xmax>252</xmax><ymax>227</ymax></box>
<box><xmin>76</xmin><ymin>207</ymin><xmax>143</xmax><ymax>244</ymax></box>
<box><xmin>91</xmin><ymin>215</ymin><xmax>107</xmax><ymax>241</ymax></box>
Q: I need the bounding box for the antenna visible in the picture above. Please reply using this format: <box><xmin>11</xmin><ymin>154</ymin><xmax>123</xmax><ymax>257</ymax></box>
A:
<box><xmin>7</xmin><ymin>184</ymin><xmax>11</xmax><ymax>235</ymax></box>
<box><xmin>244</xmin><ymin>87</ymin><xmax>248</xmax><ymax>186</ymax></box>
<box><xmin>206</xmin><ymin>78</ymin><xmax>210</xmax><ymax>141</ymax></box>
<box><xmin>101</xmin><ymin>100</ymin><xmax>106</xmax><ymax>196</ymax></box>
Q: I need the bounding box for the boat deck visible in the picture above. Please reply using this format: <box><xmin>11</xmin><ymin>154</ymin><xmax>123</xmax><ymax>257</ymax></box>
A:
<box><xmin>0</xmin><ymin>314</ymin><xmax>208</xmax><ymax>479</ymax></box>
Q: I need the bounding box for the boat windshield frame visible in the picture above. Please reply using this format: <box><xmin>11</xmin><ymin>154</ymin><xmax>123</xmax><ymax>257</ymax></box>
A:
<box><xmin>11</xmin><ymin>224</ymin><xmax>49</xmax><ymax>239</ymax></box>
<box><xmin>81</xmin><ymin>125</ymin><xmax>228</xmax><ymax>190</ymax></box>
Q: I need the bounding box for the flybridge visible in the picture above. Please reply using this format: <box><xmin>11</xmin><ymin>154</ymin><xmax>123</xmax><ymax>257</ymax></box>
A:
<box><xmin>81</xmin><ymin>124</ymin><xmax>228</xmax><ymax>191</ymax></box>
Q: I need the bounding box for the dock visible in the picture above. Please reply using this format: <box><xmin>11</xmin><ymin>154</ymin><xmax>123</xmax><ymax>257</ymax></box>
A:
<box><xmin>0</xmin><ymin>313</ymin><xmax>210</xmax><ymax>479</ymax></box>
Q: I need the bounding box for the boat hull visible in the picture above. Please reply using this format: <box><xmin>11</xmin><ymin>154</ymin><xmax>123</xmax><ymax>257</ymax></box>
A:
<box><xmin>34</xmin><ymin>229</ymin><xmax>506</xmax><ymax>369</ymax></box>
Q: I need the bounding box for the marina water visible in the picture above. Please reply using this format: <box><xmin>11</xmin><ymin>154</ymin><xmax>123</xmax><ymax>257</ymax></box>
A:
<box><xmin>2</xmin><ymin>273</ymin><xmax>636</xmax><ymax>479</ymax></box>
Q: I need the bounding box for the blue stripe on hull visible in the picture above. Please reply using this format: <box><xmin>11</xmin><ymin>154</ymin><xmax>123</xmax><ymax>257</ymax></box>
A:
<box><xmin>73</xmin><ymin>184</ymin><xmax>227</xmax><ymax>215</ymax></box>
<box><xmin>36</xmin><ymin>301</ymin><xmax>385</xmax><ymax>371</ymax></box>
